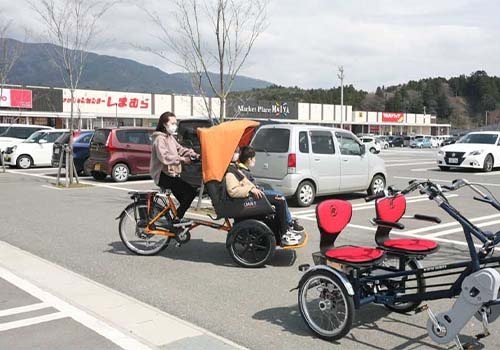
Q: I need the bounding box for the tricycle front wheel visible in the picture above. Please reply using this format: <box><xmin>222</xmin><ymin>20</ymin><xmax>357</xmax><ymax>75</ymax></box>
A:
<box><xmin>298</xmin><ymin>270</ymin><xmax>354</xmax><ymax>340</ymax></box>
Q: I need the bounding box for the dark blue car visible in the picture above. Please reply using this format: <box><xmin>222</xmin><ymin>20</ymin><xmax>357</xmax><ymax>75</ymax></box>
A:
<box><xmin>52</xmin><ymin>130</ymin><xmax>94</xmax><ymax>175</ymax></box>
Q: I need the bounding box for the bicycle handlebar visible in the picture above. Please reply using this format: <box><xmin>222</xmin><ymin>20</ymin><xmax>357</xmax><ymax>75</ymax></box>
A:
<box><xmin>364</xmin><ymin>191</ymin><xmax>386</xmax><ymax>202</ymax></box>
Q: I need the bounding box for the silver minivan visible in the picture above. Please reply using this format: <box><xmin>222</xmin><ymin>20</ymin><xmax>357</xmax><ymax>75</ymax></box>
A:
<box><xmin>250</xmin><ymin>124</ymin><xmax>387</xmax><ymax>207</ymax></box>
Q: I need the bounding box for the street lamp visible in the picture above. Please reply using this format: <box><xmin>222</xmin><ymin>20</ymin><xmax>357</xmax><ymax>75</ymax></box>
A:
<box><xmin>111</xmin><ymin>103</ymin><xmax>118</xmax><ymax>127</ymax></box>
<box><xmin>337</xmin><ymin>66</ymin><xmax>344</xmax><ymax>129</ymax></box>
<box><xmin>485</xmin><ymin>111</ymin><xmax>489</xmax><ymax>127</ymax></box>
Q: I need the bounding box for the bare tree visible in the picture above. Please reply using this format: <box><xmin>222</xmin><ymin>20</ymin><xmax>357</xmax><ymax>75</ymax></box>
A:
<box><xmin>27</xmin><ymin>0</ymin><xmax>116</xmax><ymax>186</ymax></box>
<box><xmin>0</xmin><ymin>16</ymin><xmax>24</xmax><ymax>106</ymax></box>
<box><xmin>144</xmin><ymin>0</ymin><xmax>268</xmax><ymax>121</ymax></box>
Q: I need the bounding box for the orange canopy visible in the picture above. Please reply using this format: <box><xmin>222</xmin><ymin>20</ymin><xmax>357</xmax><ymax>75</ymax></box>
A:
<box><xmin>198</xmin><ymin>120</ymin><xmax>260</xmax><ymax>182</ymax></box>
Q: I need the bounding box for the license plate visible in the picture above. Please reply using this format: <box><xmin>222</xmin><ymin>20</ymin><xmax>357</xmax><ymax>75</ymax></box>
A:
<box><xmin>54</xmin><ymin>149</ymin><xmax>59</xmax><ymax>154</ymax></box>
<box><xmin>4</xmin><ymin>156</ymin><xmax>10</xmax><ymax>162</ymax></box>
<box><xmin>94</xmin><ymin>164</ymin><xmax>101</xmax><ymax>171</ymax></box>
<box><xmin>53</xmin><ymin>161</ymin><xmax>59</xmax><ymax>167</ymax></box>
<box><xmin>448</xmin><ymin>158</ymin><xmax>458</xmax><ymax>164</ymax></box>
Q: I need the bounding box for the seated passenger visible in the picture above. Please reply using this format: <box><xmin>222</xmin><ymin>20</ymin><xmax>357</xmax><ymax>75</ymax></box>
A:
<box><xmin>225</xmin><ymin>146</ymin><xmax>304</xmax><ymax>246</ymax></box>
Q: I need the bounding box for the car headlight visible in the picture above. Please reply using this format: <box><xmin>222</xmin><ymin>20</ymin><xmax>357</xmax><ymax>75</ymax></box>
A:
<box><xmin>469</xmin><ymin>150</ymin><xmax>483</xmax><ymax>156</ymax></box>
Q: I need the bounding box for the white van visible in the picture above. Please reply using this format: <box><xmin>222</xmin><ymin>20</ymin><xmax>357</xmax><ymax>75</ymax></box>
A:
<box><xmin>250</xmin><ymin>124</ymin><xmax>387</xmax><ymax>207</ymax></box>
<box><xmin>3</xmin><ymin>129</ymin><xmax>68</xmax><ymax>168</ymax></box>
<box><xmin>0</xmin><ymin>124</ymin><xmax>54</xmax><ymax>152</ymax></box>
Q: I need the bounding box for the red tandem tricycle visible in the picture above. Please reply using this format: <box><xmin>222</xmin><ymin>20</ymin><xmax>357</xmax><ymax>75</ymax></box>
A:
<box><xmin>296</xmin><ymin>178</ymin><xmax>500</xmax><ymax>349</ymax></box>
<box><xmin>116</xmin><ymin>120</ymin><xmax>307</xmax><ymax>268</ymax></box>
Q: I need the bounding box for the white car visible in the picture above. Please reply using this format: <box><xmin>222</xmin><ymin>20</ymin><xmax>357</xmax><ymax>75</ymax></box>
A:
<box><xmin>0</xmin><ymin>124</ymin><xmax>54</xmax><ymax>152</ymax></box>
<box><xmin>3</xmin><ymin>129</ymin><xmax>68</xmax><ymax>169</ymax></box>
<box><xmin>376</xmin><ymin>136</ymin><xmax>389</xmax><ymax>149</ymax></box>
<box><xmin>436</xmin><ymin>132</ymin><xmax>500</xmax><ymax>172</ymax></box>
<box><xmin>361</xmin><ymin>137</ymin><xmax>382</xmax><ymax>153</ymax></box>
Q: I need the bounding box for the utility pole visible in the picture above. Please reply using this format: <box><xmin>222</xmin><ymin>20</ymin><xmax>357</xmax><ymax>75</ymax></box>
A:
<box><xmin>338</xmin><ymin>66</ymin><xmax>344</xmax><ymax>129</ymax></box>
<box><xmin>485</xmin><ymin>111</ymin><xmax>488</xmax><ymax>126</ymax></box>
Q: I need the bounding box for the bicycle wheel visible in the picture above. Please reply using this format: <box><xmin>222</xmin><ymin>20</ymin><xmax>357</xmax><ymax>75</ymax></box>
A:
<box><xmin>118</xmin><ymin>202</ymin><xmax>170</xmax><ymax>255</ymax></box>
<box><xmin>226</xmin><ymin>219</ymin><xmax>276</xmax><ymax>268</ymax></box>
<box><xmin>381</xmin><ymin>257</ymin><xmax>425</xmax><ymax>313</ymax></box>
<box><xmin>298</xmin><ymin>270</ymin><xmax>354</xmax><ymax>340</ymax></box>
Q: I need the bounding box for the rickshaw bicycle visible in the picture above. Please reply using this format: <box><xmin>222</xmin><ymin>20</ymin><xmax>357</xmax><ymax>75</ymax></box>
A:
<box><xmin>296</xmin><ymin>178</ymin><xmax>500</xmax><ymax>349</ymax></box>
<box><xmin>116</xmin><ymin>120</ymin><xmax>308</xmax><ymax>268</ymax></box>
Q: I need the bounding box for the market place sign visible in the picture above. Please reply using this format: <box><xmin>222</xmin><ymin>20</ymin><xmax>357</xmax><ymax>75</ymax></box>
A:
<box><xmin>381</xmin><ymin>112</ymin><xmax>404</xmax><ymax>123</ymax></box>
<box><xmin>227</xmin><ymin>100</ymin><xmax>298</xmax><ymax>119</ymax></box>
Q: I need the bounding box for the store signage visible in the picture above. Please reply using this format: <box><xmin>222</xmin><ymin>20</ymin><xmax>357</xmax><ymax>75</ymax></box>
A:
<box><xmin>62</xmin><ymin>89</ymin><xmax>151</xmax><ymax>114</ymax></box>
<box><xmin>227</xmin><ymin>99</ymin><xmax>298</xmax><ymax>119</ymax></box>
<box><xmin>382</xmin><ymin>112</ymin><xmax>404</xmax><ymax>123</ymax></box>
<box><xmin>0</xmin><ymin>88</ymin><xmax>33</xmax><ymax>109</ymax></box>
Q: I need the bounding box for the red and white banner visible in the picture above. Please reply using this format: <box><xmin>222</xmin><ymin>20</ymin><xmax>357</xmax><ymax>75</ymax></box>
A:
<box><xmin>63</xmin><ymin>89</ymin><xmax>151</xmax><ymax>115</ymax></box>
<box><xmin>382</xmin><ymin>112</ymin><xmax>404</xmax><ymax>123</ymax></box>
<box><xmin>0</xmin><ymin>88</ymin><xmax>33</xmax><ymax>109</ymax></box>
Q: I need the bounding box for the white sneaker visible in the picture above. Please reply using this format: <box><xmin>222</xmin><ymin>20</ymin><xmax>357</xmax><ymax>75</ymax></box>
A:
<box><xmin>282</xmin><ymin>230</ymin><xmax>301</xmax><ymax>246</ymax></box>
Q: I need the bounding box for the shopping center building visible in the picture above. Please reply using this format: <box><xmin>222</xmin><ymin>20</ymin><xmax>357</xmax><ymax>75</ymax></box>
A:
<box><xmin>0</xmin><ymin>84</ymin><xmax>451</xmax><ymax>135</ymax></box>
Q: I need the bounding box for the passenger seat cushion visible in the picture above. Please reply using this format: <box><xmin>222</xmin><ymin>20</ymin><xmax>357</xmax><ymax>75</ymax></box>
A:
<box><xmin>316</xmin><ymin>200</ymin><xmax>352</xmax><ymax>235</ymax></box>
<box><xmin>383</xmin><ymin>238</ymin><xmax>438</xmax><ymax>252</ymax></box>
<box><xmin>376</xmin><ymin>194</ymin><xmax>406</xmax><ymax>223</ymax></box>
<box><xmin>325</xmin><ymin>246</ymin><xmax>383</xmax><ymax>263</ymax></box>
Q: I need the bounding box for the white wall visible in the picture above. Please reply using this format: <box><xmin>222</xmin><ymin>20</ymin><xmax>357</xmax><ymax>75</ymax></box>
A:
<box><xmin>154</xmin><ymin>94</ymin><xmax>172</xmax><ymax>116</ymax></box>
<box><xmin>367</xmin><ymin>112</ymin><xmax>378</xmax><ymax>123</ymax></box>
<box><xmin>298</xmin><ymin>103</ymin><xmax>309</xmax><ymax>121</ymax></box>
<box><xmin>322</xmin><ymin>104</ymin><xmax>334</xmax><ymax>122</ymax></box>
<box><xmin>354</xmin><ymin>111</ymin><xmax>367</xmax><ymax>123</ymax></box>
<box><xmin>310</xmin><ymin>103</ymin><xmax>322</xmax><ymax>121</ymax></box>
<box><xmin>174</xmin><ymin>95</ymin><xmax>191</xmax><ymax>117</ymax></box>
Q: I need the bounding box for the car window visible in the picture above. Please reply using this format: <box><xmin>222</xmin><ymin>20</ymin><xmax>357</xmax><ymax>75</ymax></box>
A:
<box><xmin>92</xmin><ymin>129</ymin><xmax>110</xmax><ymax>145</ymax></box>
<box><xmin>117</xmin><ymin>130</ymin><xmax>149</xmax><ymax>144</ymax></box>
<box><xmin>177</xmin><ymin>120</ymin><xmax>213</xmax><ymax>151</ymax></box>
<box><xmin>336</xmin><ymin>132</ymin><xmax>362</xmax><ymax>155</ymax></box>
<box><xmin>45</xmin><ymin>132</ymin><xmax>64</xmax><ymax>143</ymax></box>
<box><xmin>251</xmin><ymin>128</ymin><xmax>290</xmax><ymax>153</ymax></box>
<box><xmin>310</xmin><ymin>131</ymin><xmax>334</xmax><ymax>154</ymax></box>
<box><xmin>54</xmin><ymin>132</ymin><xmax>70</xmax><ymax>144</ymax></box>
<box><xmin>24</xmin><ymin>131</ymin><xmax>46</xmax><ymax>143</ymax></box>
<box><xmin>77</xmin><ymin>133</ymin><xmax>93</xmax><ymax>144</ymax></box>
<box><xmin>299</xmin><ymin>131</ymin><xmax>309</xmax><ymax>153</ymax></box>
<box><xmin>458</xmin><ymin>133</ymin><xmax>498</xmax><ymax>145</ymax></box>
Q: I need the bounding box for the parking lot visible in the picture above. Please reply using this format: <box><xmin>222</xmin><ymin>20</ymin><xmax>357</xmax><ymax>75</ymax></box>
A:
<box><xmin>2</xmin><ymin>147</ymin><xmax>500</xmax><ymax>349</ymax></box>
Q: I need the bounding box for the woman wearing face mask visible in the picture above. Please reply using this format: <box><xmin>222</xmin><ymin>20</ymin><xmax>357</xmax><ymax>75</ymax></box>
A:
<box><xmin>225</xmin><ymin>146</ymin><xmax>304</xmax><ymax>246</ymax></box>
<box><xmin>150</xmin><ymin>112</ymin><xmax>199</xmax><ymax>225</ymax></box>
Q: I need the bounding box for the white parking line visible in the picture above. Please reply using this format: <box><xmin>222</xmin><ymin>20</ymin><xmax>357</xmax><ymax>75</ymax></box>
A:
<box><xmin>0</xmin><ymin>302</ymin><xmax>48</xmax><ymax>317</ymax></box>
<box><xmin>384</xmin><ymin>158</ymin><xmax>435</xmax><ymax>163</ymax></box>
<box><xmin>411</xmin><ymin>168</ymin><xmax>438</xmax><ymax>172</ymax></box>
<box><xmin>426</xmin><ymin>219</ymin><xmax>500</xmax><ymax>238</ymax></box>
<box><xmin>394</xmin><ymin>176</ymin><xmax>500</xmax><ymax>188</ymax></box>
<box><xmin>0</xmin><ymin>312</ymin><xmax>67</xmax><ymax>332</ymax></box>
<box><xmin>386</xmin><ymin>161</ymin><xmax>436</xmax><ymax>167</ymax></box>
<box><xmin>402</xmin><ymin>213</ymin><xmax>500</xmax><ymax>236</ymax></box>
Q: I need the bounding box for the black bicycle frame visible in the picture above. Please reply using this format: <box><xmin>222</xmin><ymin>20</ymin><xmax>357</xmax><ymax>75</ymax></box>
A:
<box><xmin>350</xmin><ymin>198</ymin><xmax>500</xmax><ymax>309</ymax></box>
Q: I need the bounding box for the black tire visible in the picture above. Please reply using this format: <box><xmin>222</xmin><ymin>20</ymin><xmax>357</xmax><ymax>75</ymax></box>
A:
<box><xmin>483</xmin><ymin>154</ymin><xmax>494</xmax><ymax>172</ymax></box>
<box><xmin>118</xmin><ymin>202</ymin><xmax>170</xmax><ymax>255</ymax></box>
<box><xmin>439</xmin><ymin>166</ymin><xmax>449</xmax><ymax>171</ymax></box>
<box><xmin>367</xmin><ymin>174</ymin><xmax>386</xmax><ymax>196</ymax></box>
<box><xmin>91</xmin><ymin>171</ymin><xmax>107</xmax><ymax>181</ymax></box>
<box><xmin>16</xmin><ymin>155</ymin><xmax>33</xmax><ymax>169</ymax></box>
<box><xmin>226</xmin><ymin>219</ymin><xmax>276</xmax><ymax>268</ymax></box>
<box><xmin>384</xmin><ymin>144</ymin><xmax>389</xmax><ymax>150</ymax></box>
<box><xmin>295</xmin><ymin>180</ymin><xmax>316</xmax><ymax>207</ymax></box>
<box><xmin>82</xmin><ymin>158</ymin><xmax>91</xmax><ymax>176</ymax></box>
<box><xmin>369</xmin><ymin>147</ymin><xmax>376</xmax><ymax>154</ymax></box>
<box><xmin>382</xmin><ymin>258</ymin><xmax>425</xmax><ymax>313</ymax></box>
<box><xmin>298</xmin><ymin>270</ymin><xmax>354</xmax><ymax>340</ymax></box>
<box><xmin>112</xmin><ymin>163</ymin><xmax>130</xmax><ymax>182</ymax></box>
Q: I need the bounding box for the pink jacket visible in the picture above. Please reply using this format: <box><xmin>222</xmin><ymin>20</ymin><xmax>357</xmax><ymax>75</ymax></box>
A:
<box><xmin>150</xmin><ymin>131</ymin><xmax>196</xmax><ymax>184</ymax></box>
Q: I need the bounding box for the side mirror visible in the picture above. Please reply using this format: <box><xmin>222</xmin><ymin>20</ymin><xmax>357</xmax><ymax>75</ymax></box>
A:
<box><xmin>38</xmin><ymin>139</ymin><xmax>47</xmax><ymax>144</ymax></box>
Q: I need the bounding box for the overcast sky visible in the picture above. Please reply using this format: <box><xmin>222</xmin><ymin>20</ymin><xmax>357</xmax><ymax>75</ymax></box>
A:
<box><xmin>2</xmin><ymin>0</ymin><xmax>500</xmax><ymax>91</ymax></box>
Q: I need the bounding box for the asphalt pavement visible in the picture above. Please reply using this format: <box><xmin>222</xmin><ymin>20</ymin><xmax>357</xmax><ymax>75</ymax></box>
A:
<box><xmin>2</xmin><ymin>147</ymin><xmax>500</xmax><ymax>349</ymax></box>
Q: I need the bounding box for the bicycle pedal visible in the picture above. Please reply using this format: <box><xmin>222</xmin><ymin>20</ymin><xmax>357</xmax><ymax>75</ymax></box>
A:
<box><xmin>414</xmin><ymin>304</ymin><xmax>428</xmax><ymax>314</ymax></box>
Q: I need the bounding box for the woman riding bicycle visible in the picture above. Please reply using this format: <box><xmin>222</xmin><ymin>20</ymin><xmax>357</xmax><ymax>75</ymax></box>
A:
<box><xmin>150</xmin><ymin>112</ymin><xmax>199</xmax><ymax>225</ymax></box>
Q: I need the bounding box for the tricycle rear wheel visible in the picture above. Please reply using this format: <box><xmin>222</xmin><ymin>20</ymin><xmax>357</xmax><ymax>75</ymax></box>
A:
<box><xmin>226</xmin><ymin>219</ymin><xmax>276</xmax><ymax>268</ymax></box>
<box><xmin>298</xmin><ymin>270</ymin><xmax>354</xmax><ymax>340</ymax></box>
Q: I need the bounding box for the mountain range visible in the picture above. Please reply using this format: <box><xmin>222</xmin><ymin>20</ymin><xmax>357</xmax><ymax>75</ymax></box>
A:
<box><xmin>4</xmin><ymin>39</ymin><xmax>273</xmax><ymax>94</ymax></box>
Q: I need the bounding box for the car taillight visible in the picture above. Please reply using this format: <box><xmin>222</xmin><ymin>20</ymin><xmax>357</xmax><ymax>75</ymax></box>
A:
<box><xmin>105</xmin><ymin>133</ymin><xmax>114</xmax><ymax>151</ymax></box>
<box><xmin>287</xmin><ymin>153</ymin><xmax>296</xmax><ymax>174</ymax></box>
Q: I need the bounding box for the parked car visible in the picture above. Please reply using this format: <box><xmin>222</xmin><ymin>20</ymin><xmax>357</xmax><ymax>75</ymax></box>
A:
<box><xmin>403</xmin><ymin>136</ymin><xmax>414</xmax><ymax>147</ymax></box>
<box><xmin>410</xmin><ymin>138</ymin><xmax>433</xmax><ymax>148</ymax></box>
<box><xmin>250</xmin><ymin>124</ymin><xmax>387</xmax><ymax>207</ymax></box>
<box><xmin>0</xmin><ymin>124</ymin><xmax>54</xmax><ymax>152</ymax></box>
<box><xmin>376</xmin><ymin>136</ymin><xmax>389</xmax><ymax>149</ymax></box>
<box><xmin>442</xmin><ymin>135</ymin><xmax>460</xmax><ymax>146</ymax></box>
<box><xmin>86</xmin><ymin>119</ymin><xmax>215</xmax><ymax>182</ymax></box>
<box><xmin>360</xmin><ymin>136</ymin><xmax>382</xmax><ymax>153</ymax></box>
<box><xmin>437</xmin><ymin>132</ymin><xmax>500</xmax><ymax>172</ymax></box>
<box><xmin>3</xmin><ymin>129</ymin><xmax>68</xmax><ymax>168</ymax></box>
<box><xmin>51</xmin><ymin>130</ymin><xmax>94</xmax><ymax>175</ymax></box>
<box><xmin>388</xmin><ymin>135</ymin><xmax>404</xmax><ymax>147</ymax></box>
<box><xmin>425</xmin><ymin>136</ymin><xmax>439</xmax><ymax>148</ymax></box>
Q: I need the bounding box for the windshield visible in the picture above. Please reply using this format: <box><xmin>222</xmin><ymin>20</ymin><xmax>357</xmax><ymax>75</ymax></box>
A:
<box><xmin>0</xmin><ymin>126</ymin><xmax>9</xmax><ymax>135</ymax></box>
<box><xmin>457</xmin><ymin>133</ymin><xmax>498</xmax><ymax>145</ymax></box>
<box><xmin>24</xmin><ymin>131</ymin><xmax>46</xmax><ymax>143</ymax></box>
